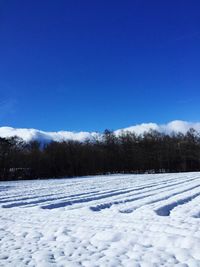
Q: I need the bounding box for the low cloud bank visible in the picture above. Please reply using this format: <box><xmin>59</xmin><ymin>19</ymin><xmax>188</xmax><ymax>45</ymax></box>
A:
<box><xmin>115</xmin><ymin>120</ymin><xmax>200</xmax><ymax>136</ymax></box>
<box><xmin>0</xmin><ymin>120</ymin><xmax>200</xmax><ymax>143</ymax></box>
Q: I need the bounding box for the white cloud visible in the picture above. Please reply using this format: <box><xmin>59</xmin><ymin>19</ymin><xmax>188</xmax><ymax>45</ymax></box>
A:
<box><xmin>116</xmin><ymin>120</ymin><xmax>200</xmax><ymax>136</ymax></box>
<box><xmin>115</xmin><ymin>123</ymin><xmax>159</xmax><ymax>136</ymax></box>
<box><xmin>0</xmin><ymin>98</ymin><xmax>16</xmax><ymax>120</ymax></box>
<box><xmin>0</xmin><ymin>127</ymin><xmax>100</xmax><ymax>143</ymax></box>
<box><xmin>162</xmin><ymin>120</ymin><xmax>200</xmax><ymax>134</ymax></box>
<box><xmin>0</xmin><ymin>120</ymin><xmax>200</xmax><ymax>143</ymax></box>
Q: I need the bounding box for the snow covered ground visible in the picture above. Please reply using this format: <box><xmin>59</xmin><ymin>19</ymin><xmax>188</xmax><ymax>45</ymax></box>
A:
<box><xmin>1</xmin><ymin>172</ymin><xmax>200</xmax><ymax>267</ymax></box>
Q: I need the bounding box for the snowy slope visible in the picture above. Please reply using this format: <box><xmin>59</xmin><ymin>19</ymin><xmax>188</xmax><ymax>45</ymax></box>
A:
<box><xmin>1</xmin><ymin>172</ymin><xmax>200</xmax><ymax>266</ymax></box>
<box><xmin>1</xmin><ymin>120</ymin><xmax>200</xmax><ymax>142</ymax></box>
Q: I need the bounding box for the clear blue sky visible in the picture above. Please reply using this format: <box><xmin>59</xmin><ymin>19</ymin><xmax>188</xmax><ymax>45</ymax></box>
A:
<box><xmin>0</xmin><ymin>0</ymin><xmax>200</xmax><ymax>132</ymax></box>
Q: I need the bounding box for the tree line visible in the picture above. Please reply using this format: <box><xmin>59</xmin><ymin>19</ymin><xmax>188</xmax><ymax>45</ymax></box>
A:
<box><xmin>1</xmin><ymin>128</ymin><xmax>200</xmax><ymax>181</ymax></box>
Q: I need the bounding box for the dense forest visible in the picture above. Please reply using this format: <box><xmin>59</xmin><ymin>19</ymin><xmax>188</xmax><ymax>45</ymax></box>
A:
<box><xmin>1</xmin><ymin>128</ymin><xmax>200</xmax><ymax>181</ymax></box>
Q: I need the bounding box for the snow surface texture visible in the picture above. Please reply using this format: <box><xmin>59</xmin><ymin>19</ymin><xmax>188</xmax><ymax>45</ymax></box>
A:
<box><xmin>1</xmin><ymin>173</ymin><xmax>200</xmax><ymax>267</ymax></box>
<box><xmin>1</xmin><ymin>120</ymin><xmax>200</xmax><ymax>142</ymax></box>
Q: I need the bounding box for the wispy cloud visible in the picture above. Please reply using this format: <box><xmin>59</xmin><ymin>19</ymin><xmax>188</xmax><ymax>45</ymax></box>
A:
<box><xmin>175</xmin><ymin>31</ymin><xmax>200</xmax><ymax>42</ymax></box>
<box><xmin>0</xmin><ymin>97</ymin><xmax>17</xmax><ymax>120</ymax></box>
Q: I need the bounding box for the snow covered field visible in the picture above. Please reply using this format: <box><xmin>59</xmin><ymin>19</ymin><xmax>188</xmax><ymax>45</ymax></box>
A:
<box><xmin>1</xmin><ymin>173</ymin><xmax>200</xmax><ymax>267</ymax></box>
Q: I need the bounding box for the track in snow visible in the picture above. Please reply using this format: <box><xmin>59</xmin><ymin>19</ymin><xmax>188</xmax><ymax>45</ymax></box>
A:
<box><xmin>1</xmin><ymin>174</ymin><xmax>200</xmax><ymax>215</ymax></box>
<box><xmin>1</xmin><ymin>172</ymin><xmax>200</xmax><ymax>267</ymax></box>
